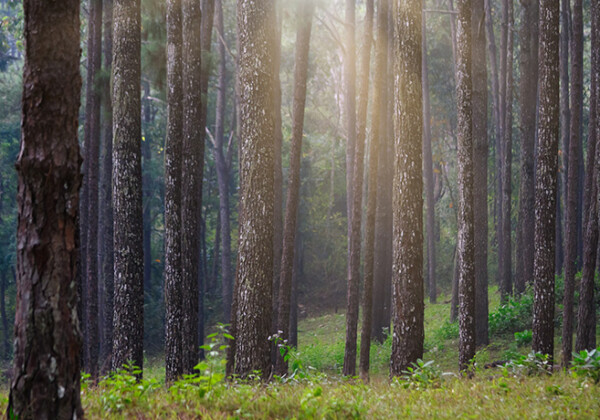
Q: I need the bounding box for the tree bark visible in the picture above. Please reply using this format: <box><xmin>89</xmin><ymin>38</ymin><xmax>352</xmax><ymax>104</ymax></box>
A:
<box><xmin>561</xmin><ymin>0</ymin><xmax>583</xmax><ymax>367</ymax></box>
<box><xmin>390</xmin><ymin>0</ymin><xmax>424</xmax><ymax>377</ymax></box>
<box><xmin>275</xmin><ymin>0</ymin><xmax>314</xmax><ymax>377</ymax></box>
<box><xmin>472</xmin><ymin>0</ymin><xmax>488</xmax><ymax>346</ymax></box>
<box><xmin>359</xmin><ymin>0</ymin><xmax>387</xmax><ymax>381</ymax></box>
<box><xmin>232</xmin><ymin>0</ymin><xmax>276</xmax><ymax>379</ymax></box>
<box><xmin>142</xmin><ymin>82</ymin><xmax>153</xmax><ymax>296</ymax></box>
<box><xmin>164</xmin><ymin>0</ymin><xmax>184</xmax><ymax>383</ymax></box>
<box><xmin>576</xmin><ymin>0</ymin><xmax>599</xmax><ymax>352</ymax></box>
<box><xmin>515</xmin><ymin>0</ymin><xmax>538</xmax><ymax>294</ymax></box>
<box><xmin>345</xmin><ymin>0</ymin><xmax>357</xmax><ymax>247</ymax></box>
<box><xmin>532</xmin><ymin>0</ymin><xmax>559</xmax><ymax>360</ymax></box>
<box><xmin>8</xmin><ymin>1</ymin><xmax>84</xmax><ymax>417</ymax></box>
<box><xmin>344</xmin><ymin>0</ymin><xmax>374</xmax><ymax>378</ymax></box>
<box><xmin>112</xmin><ymin>0</ymin><xmax>144</xmax><ymax>373</ymax></box>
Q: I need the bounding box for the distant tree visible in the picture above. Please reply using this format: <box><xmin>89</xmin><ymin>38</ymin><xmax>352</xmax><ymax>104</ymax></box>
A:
<box><xmin>562</xmin><ymin>0</ymin><xmax>583</xmax><ymax>367</ymax></box>
<box><xmin>390</xmin><ymin>0</ymin><xmax>424</xmax><ymax>377</ymax></box>
<box><xmin>532</xmin><ymin>0</ymin><xmax>559</xmax><ymax>360</ymax></box>
<box><xmin>112</xmin><ymin>0</ymin><xmax>144</xmax><ymax>373</ymax></box>
<box><xmin>8</xmin><ymin>0</ymin><xmax>84</xmax><ymax>417</ymax></box>
<box><xmin>231</xmin><ymin>0</ymin><xmax>276</xmax><ymax>378</ymax></box>
<box><xmin>344</xmin><ymin>0</ymin><xmax>374</xmax><ymax>378</ymax></box>
<box><xmin>344</xmin><ymin>0</ymin><xmax>357</xmax><ymax>238</ymax></box>
<box><xmin>276</xmin><ymin>0</ymin><xmax>314</xmax><ymax>377</ymax></box>
<box><xmin>472</xmin><ymin>0</ymin><xmax>489</xmax><ymax>346</ymax></box>
<box><xmin>576</xmin><ymin>0</ymin><xmax>598</xmax><ymax>353</ymax></box>
<box><xmin>164</xmin><ymin>0</ymin><xmax>184</xmax><ymax>383</ymax></box>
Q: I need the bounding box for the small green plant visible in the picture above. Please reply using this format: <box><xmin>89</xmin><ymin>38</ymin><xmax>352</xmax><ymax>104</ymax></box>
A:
<box><xmin>503</xmin><ymin>352</ymin><xmax>551</xmax><ymax>376</ymax></box>
<box><xmin>570</xmin><ymin>348</ymin><xmax>600</xmax><ymax>383</ymax></box>
<box><xmin>394</xmin><ymin>359</ymin><xmax>441</xmax><ymax>389</ymax></box>
<box><xmin>98</xmin><ymin>363</ymin><xmax>159</xmax><ymax>413</ymax></box>
<box><xmin>489</xmin><ymin>291</ymin><xmax>533</xmax><ymax>336</ymax></box>
<box><xmin>514</xmin><ymin>330</ymin><xmax>532</xmax><ymax>346</ymax></box>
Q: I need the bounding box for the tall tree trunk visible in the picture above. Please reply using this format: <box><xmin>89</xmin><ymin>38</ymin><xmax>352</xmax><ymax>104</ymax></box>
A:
<box><xmin>112</xmin><ymin>0</ymin><xmax>144</xmax><ymax>373</ymax></box>
<box><xmin>371</xmin><ymin>3</ymin><xmax>392</xmax><ymax>344</ymax></box>
<box><xmin>390</xmin><ymin>0</ymin><xmax>424</xmax><ymax>377</ymax></box>
<box><xmin>422</xmin><ymin>8</ymin><xmax>436</xmax><ymax>305</ymax></box>
<box><xmin>345</xmin><ymin>0</ymin><xmax>357</xmax><ymax>262</ymax></box>
<box><xmin>99</xmin><ymin>0</ymin><xmax>114</xmax><ymax>375</ymax></box>
<box><xmin>8</xmin><ymin>0</ymin><xmax>83</xmax><ymax>416</ymax></box>
<box><xmin>214</xmin><ymin>0</ymin><xmax>233</xmax><ymax>324</ymax></box>
<box><xmin>576</xmin><ymin>0</ymin><xmax>599</xmax><ymax>352</ymax></box>
<box><xmin>142</xmin><ymin>82</ymin><xmax>153</xmax><ymax>296</ymax></box>
<box><xmin>181</xmin><ymin>0</ymin><xmax>203</xmax><ymax>374</ymax></box>
<box><xmin>289</xmin><ymin>232</ymin><xmax>301</xmax><ymax>349</ymax></box>
<box><xmin>344</xmin><ymin>0</ymin><xmax>374</xmax><ymax>378</ymax></box>
<box><xmin>532</xmin><ymin>0</ymin><xmax>559</xmax><ymax>360</ymax></box>
<box><xmin>164</xmin><ymin>0</ymin><xmax>184</xmax><ymax>383</ymax></box>
<box><xmin>472</xmin><ymin>0</ymin><xmax>489</xmax><ymax>346</ymax></box>
<box><xmin>84</xmin><ymin>0</ymin><xmax>103</xmax><ymax>379</ymax></box>
<box><xmin>232</xmin><ymin>0</ymin><xmax>276</xmax><ymax>379</ymax></box>
<box><xmin>562</xmin><ymin>0</ymin><xmax>583</xmax><ymax>366</ymax></box>
<box><xmin>359</xmin><ymin>0</ymin><xmax>387</xmax><ymax>382</ymax></box>
<box><xmin>275</xmin><ymin>0</ymin><xmax>314</xmax><ymax>377</ymax></box>
<box><xmin>515</xmin><ymin>0</ymin><xmax>539</xmax><ymax>294</ymax></box>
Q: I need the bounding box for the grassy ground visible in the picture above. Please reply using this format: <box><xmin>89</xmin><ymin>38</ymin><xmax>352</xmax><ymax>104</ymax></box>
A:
<box><xmin>2</xmin><ymin>287</ymin><xmax>600</xmax><ymax>418</ymax></box>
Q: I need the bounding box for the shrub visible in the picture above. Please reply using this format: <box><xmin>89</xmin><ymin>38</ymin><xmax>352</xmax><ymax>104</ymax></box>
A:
<box><xmin>570</xmin><ymin>348</ymin><xmax>600</xmax><ymax>383</ymax></box>
<box><xmin>489</xmin><ymin>291</ymin><xmax>533</xmax><ymax>336</ymax></box>
<box><xmin>503</xmin><ymin>352</ymin><xmax>551</xmax><ymax>377</ymax></box>
<box><xmin>394</xmin><ymin>359</ymin><xmax>442</xmax><ymax>389</ymax></box>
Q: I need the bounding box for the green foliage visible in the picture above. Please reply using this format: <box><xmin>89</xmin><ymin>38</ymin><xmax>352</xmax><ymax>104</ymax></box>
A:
<box><xmin>503</xmin><ymin>352</ymin><xmax>552</xmax><ymax>377</ymax></box>
<box><xmin>489</xmin><ymin>291</ymin><xmax>534</xmax><ymax>336</ymax></box>
<box><xmin>570</xmin><ymin>348</ymin><xmax>600</xmax><ymax>384</ymax></box>
<box><xmin>514</xmin><ymin>329</ymin><xmax>533</xmax><ymax>346</ymax></box>
<box><xmin>394</xmin><ymin>359</ymin><xmax>442</xmax><ymax>389</ymax></box>
<box><xmin>96</xmin><ymin>363</ymin><xmax>160</xmax><ymax>414</ymax></box>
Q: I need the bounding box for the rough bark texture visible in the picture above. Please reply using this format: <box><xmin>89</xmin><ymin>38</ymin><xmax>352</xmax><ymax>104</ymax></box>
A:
<box><xmin>214</xmin><ymin>0</ymin><xmax>233</xmax><ymax>323</ymax></box>
<box><xmin>532</xmin><ymin>0</ymin><xmax>559</xmax><ymax>360</ymax></box>
<box><xmin>112</xmin><ymin>0</ymin><xmax>144</xmax><ymax>373</ymax></box>
<box><xmin>371</xmin><ymin>4</ymin><xmax>392</xmax><ymax>344</ymax></box>
<box><xmin>84</xmin><ymin>0</ymin><xmax>103</xmax><ymax>379</ymax></box>
<box><xmin>515</xmin><ymin>0</ymin><xmax>538</xmax><ymax>294</ymax></box>
<box><xmin>576</xmin><ymin>0</ymin><xmax>599</xmax><ymax>352</ymax></box>
<box><xmin>99</xmin><ymin>0</ymin><xmax>114</xmax><ymax>375</ymax></box>
<box><xmin>422</xmin><ymin>9</ymin><xmax>436</xmax><ymax>305</ymax></box>
<box><xmin>390</xmin><ymin>0</ymin><xmax>424</xmax><ymax>377</ymax></box>
<box><xmin>359</xmin><ymin>0</ymin><xmax>387</xmax><ymax>381</ymax></box>
<box><xmin>142</xmin><ymin>82</ymin><xmax>153</xmax><ymax>295</ymax></box>
<box><xmin>233</xmin><ymin>0</ymin><xmax>276</xmax><ymax>379</ymax></box>
<box><xmin>472</xmin><ymin>0</ymin><xmax>488</xmax><ymax>347</ymax></box>
<box><xmin>456</xmin><ymin>0</ymin><xmax>476</xmax><ymax>371</ymax></box>
<box><xmin>181</xmin><ymin>0</ymin><xmax>202</xmax><ymax>374</ymax></box>
<box><xmin>8</xmin><ymin>1</ymin><xmax>84</xmax><ymax>417</ymax></box>
<box><xmin>275</xmin><ymin>0</ymin><xmax>314</xmax><ymax>377</ymax></box>
<box><xmin>344</xmin><ymin>0</ymin><xmax>374</xmax><ymax>378</ymax></box>
<box><xmin>165</xmin><ymin>0</ymin><xmax>184</xmax><ymax>383</ymax></box>
<box><xmin>561</xmin><ymin>0</ymin><xmax>583</xmax><ymax>367</ymax></box>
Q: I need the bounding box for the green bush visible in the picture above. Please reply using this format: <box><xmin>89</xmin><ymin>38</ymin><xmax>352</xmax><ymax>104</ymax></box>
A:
<box><xmin>489</xmin><ymin>291</ymin><xmax>533</xmax><ymax>336</ymax></box>
<box><xmin>503</xmin><ymin>352</ymin><xmax>551</xmax><ymax>377</ymax></box>
<box><xmin>570</xmin><ymin>348</ymin><xmax>600</xmax><ymax>383</ymax></box>
<box><xmin>514</xmin><ymin>330</ymin><xmax>532</xmax><ymax>346</ymax></box>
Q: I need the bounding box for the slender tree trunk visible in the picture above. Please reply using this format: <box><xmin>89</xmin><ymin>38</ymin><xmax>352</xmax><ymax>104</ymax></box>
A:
<box><xmin>576</xmin><ymin>0</ymin><xmax>599</xmax><ymax>352</ymax></box>
<box><xmin>275</xmin><ymin>0</ymin><xmax>314</xmax><ymax>377</ymax></box>
<box><xmin>289</xmin><ymin>233</ymin><xmax>301</xmax><ymax>349</ymax></box>
<box><xmin>0</xmin><ymin>271</ymin><xmax>8</xmax><ymax>358</ymax></box>
<box><xmin>562</xmin><ymin>0</ymin><xmax>583</xmax><ymax>366</ymax></box>
<box><xmin>164</xmin><ymin>0</ymin><xmax>184</xmax><ymax>383</ymax></box>
<box><xmin>451</xmin><ymin>244</ymin><xmax>459</xmax><ymax>322</ymax></box>
<box><xmin>112</xmin><ymin>0</ymin><xmax>144</xmax><ymax>373</ymax></box>
<box><xmin>215</xmin><ymin>0</ymin><xmax>233</xmax><ymax>323</ymax></box>
<box><xmin>344</xmin><ymin>0</ymin><xmax>374</xmax><ymax>378</ymax></box>
<box><xmin>142</xmin><ymin>82</ymin><xmax>153</xmax><ymax>296</ymax></box>
<box><xmin>345</xmin><ymin>0</ymin><xmax>357</xmax><ymax>259</ymax></box>
<box><xmin>99</xmin><ymin>0</ymin><xmax>114</xmax><ymax>376</ymax></box>
<box><xmin>472</xmin><ymin>0</ymin><xmax>488</xmax><ymax>346</ymax></box>
<box><xmin>515</xmin><ymin>0</ymin><xmax>538</xmax><ymax>294</ymax></box>
<box><xmin>390</xmin><ymin>0</ymin><xmax>424</xmax><ymax>377</ymax></box>
<box><xmin>422</xmin><ymin>8</ymin><xmax>436</xmax><ymax>305</ymax></box>
<box><xmin>8</xmin><ymin>1</ymin><xmax>83</xmax><ymax>416</ymax></box>
<box><xmin>232</xmin><ymin>0</ymin><xmax>276</xmax><ymax>379</ymax></box>
<box><xmin>532</xmin><ymin>0</ymin><xmax>559</xmax><ymax>360</ymax></box>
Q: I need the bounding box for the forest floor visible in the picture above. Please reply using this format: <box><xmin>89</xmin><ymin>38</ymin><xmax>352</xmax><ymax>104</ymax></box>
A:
<box><xmin>2</xmin><ymin>287</ymin><xmax>600</xmax><ymax>418</ymax></box>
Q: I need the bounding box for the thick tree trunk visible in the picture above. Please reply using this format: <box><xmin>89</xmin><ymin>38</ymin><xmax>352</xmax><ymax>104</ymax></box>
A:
<box><xmin>181</xmin><ymin>0</ymin><xmax>203</xmax><ymax>374</ymax></box>
<box><xmin>8</xmin><ymin>1</ymin><xmax>84</xmax><ymax>417</ymax></box>
<box><xmin>360</xmin><ymin>0</ymin><xmax>387</xmax><ymax>381</ymax></box>
<box><xmin>214</xmin><ymin>0</ymin><xmax>233</xmax><ymax>323</ymax></box>
<box><xmin>515</xmin><ymin>0</ymin><xmax>538</xmax><ymax>294</ymax></box>
<box><xmin>390</xmin><ymin>0</ymin><xmax>424</xmax><ymax>377</ymax></box>
<box><xmin>576</xmin><ymin>0</ymin><xmax>599</xmax><ymax>352</ymax></box>
<box><xmin>99</xmin><ymin>0</ymin><xmax>114</xmax><ymax>375</ymax></box>
<box><xmin>84</xmin><ymin>0</ymin><xmax>103</xmax><ymax>379</ymax></box>
<box><xmin>275</xmin><ymin>0</ymin><xmax>314</xmax><ymax>377</ymax></box>
<box><xmin>232</xmin><ymin>0</ymin><xmax>276</xmax><ymax>379</ymax></box>
<box><xmin>472</xmin><ymin>0</ymin><xmax>488</xmax><ymax>346</ymax></box>
<box><xmin>112</xmin><ymin>0</ymin><xmax>144</xmax><ymax>373</ymax></box>
<box><xmin>532</xmin><ymin>0</ymin><xmax>559</xmax><ymax>360</ymax></box>
<box><xmin>164</xmin><ymin>0</ymin><xmax>184</xmax><ymax>383</ymax></box>
<box><xmin>561</xmin><ymin>0</ymin><xmax>583</xmax><ymax>367</ymax></box>
<box><xmin>344</xmin><ymin>0</ymin><xmax>374</xmax><ymax>378</ymax></box>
